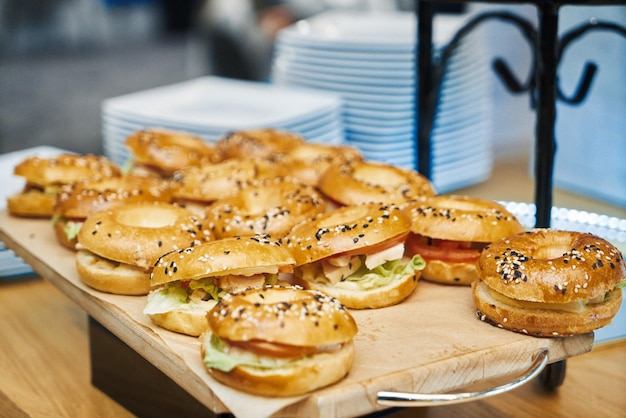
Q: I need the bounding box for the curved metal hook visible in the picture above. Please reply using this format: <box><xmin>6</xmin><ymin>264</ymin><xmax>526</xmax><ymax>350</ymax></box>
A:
<box><xmin>492</xmin><ymin>58</ymin><xmax>530</xmax><ymax>93</ymax></box>
<box><xmin>433</xmin><ymin>11</ymin><xmax>537</xmax><ymax>105</ymax></box>
<box><xmin>560</xmin><ymin>62</ymin><xmax>597</xmax><ymax>104</ymax></box>
<box><xmin>557</xmin><ymin>20</ymin><xmax>626</xmax><ymax>104</ymax></box>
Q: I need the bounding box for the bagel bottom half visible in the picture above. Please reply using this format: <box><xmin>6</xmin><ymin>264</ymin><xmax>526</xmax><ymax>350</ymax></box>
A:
<box><xmin>298</xmin><ymin>267</ymin><xmax>421</xmax><ymax>310</ymax></box>
<box><xmin>420</xmin><ymin>259</ymin><xmax>477</xmax><ymax>286</ymax></box>
<box><xmin>149</xmin><ymin>309</ymin><xmax>213</xmax><ymax>337</ymax></box>
<box><xmin>75</xmin><ymin>250</ymin><xmax>151</xmax><ymax>295</ymax></box>
<box><xmin>7</xmin><ymin>191</ymin><xmax>56</xmax><ymax>217</ymax></box>
<box><xmin>200</xmin><ymin>332</ymin><xmax>355</xmax><ymax>397</ymax></box>
<box><xmin>471</xmin><ymin>279</ymin><xmax>623</xmax><ymax>337</ymax></box>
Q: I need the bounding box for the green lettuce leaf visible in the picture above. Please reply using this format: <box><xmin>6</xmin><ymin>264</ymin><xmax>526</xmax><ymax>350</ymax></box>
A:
<box><xmin>332</xmin><ymin>254</ymin><xmax>425</xmax><ymax>291</ymax></box>
<box><xmin>202</xmin><ymin>333</ymin><xmax>302</xmax><ymax>372</ymax></box>
<box><xmin>63</xmin><ymin>221</ymin><xmax>83</xmax><ymax>241</ymax></box>
<box><xmin>143</xmin><ymin>279</ymin><xmax>222</xmax><ymax>315</ymax></box>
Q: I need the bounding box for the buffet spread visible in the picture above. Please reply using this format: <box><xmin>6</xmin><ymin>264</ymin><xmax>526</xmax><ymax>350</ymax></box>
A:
<box><xmin>0</xmin><ymin>210</ymin><xmax>595</xmax><ymax>418</ymax></box>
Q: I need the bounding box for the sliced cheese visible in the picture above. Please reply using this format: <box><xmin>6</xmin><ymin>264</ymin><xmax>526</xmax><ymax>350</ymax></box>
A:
<box><xmin>488</xmin><ymin>288</ymin><xmax>587</xmax><ymax>314</ymax></box>
<box><xmin>365</xmin><ymin>243</ymin><xmax>405</xmax><ymax>269</ymax></box>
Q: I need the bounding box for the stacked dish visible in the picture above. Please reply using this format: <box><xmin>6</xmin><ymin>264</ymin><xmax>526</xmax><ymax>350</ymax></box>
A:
<box><xmin>101</xmin><ymin>76</ymin><xmax>344</xmax><ymax>166</ymax></box>
<box><xmin>271</xmin><ymin>11</ymin><xmax>493</xmax><ymax>193</ymax></box>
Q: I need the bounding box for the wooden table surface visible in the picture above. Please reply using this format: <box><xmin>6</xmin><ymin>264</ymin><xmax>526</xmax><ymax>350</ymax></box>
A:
<box><xmin>1</xmin><ymin>155</ymin><xmax>625</xmax><ymax>417</ymax></box>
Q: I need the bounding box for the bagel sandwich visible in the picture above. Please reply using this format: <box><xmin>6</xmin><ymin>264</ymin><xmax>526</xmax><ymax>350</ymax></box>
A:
<box><xmin>75</xmin><ymin>201</ymin><xmax>211</xmax><ymax>295</ymax></box>
<box><xmin>472</xmin><ymin>228</ymin><xmax>625</xmax><ymax>337</ymax></box>
<box><xmin>201</xmin><ymin>285</ymin><xmax>358</xmax><ymax>396</ymax></box>
<box><xmin>285</xmin><ymin>203</ymin><xmax>425</xmax><ymax>309</ymax></box>
<box><xmin>52</xmin><ymin>175</ymin><xmax>171</xmax><ymax>250</ymax></box>
<box><xmin>402</xmin><ymin>195</ymin><xmax>525</xmax><ymax>285</ymax></box>
<box><xmin>143</xmin><ymin>235</ymin><xmax>295</xmax><ymax>336</ymax></box>
<box><xmin>7</xmin><ymin>153</ymin><xmax>120</xmax><ymax>218</ymax></box>
<box><xmin>124</xmin><ymin>128</ymin><xmax>221</xmax><ymax>178</ymax></box>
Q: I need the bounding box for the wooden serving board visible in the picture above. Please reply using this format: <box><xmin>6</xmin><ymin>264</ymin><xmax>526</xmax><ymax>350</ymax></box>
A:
<box><xmin>0</xmin><ymin>211</ymin><xmax>594</xmax><ymax>418</ymax></box>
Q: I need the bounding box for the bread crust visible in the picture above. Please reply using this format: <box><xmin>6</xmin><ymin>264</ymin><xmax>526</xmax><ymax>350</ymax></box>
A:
<box><xmin>472</xmin><ymin>279</ymin><xmax>623</xmax><ymax>336</ymax></box>
<box><xmin>8</xmin><ymin>153</ymin><xmax>121</xmax><ymax>218</ymax></box>
<box><xmin>280</xmin><ymin>142</ymin><xmax>362</xmax><ymax>186</ymax></box>
<box><xmin>170</xmin><ymin>159</ymin><xmax>288</xmax><ymax>204</ymax></box>
<box><xmin>52</xmin><ymin>175</ymin><xmax>172</xmax><ymax>250</ymax></box>
<box><xmin>215</xmin><ymin>128</ymin><xmax>305</xmax><ymax>160</ymax></box>
<box><xmin>420</xmin><ymin>259</ymin><xmax>477</xmax><ymax>285</ymax></box>
<box><xmin>54</xmin><ymin>175</ymin><xmax>171</xmax><ymax>219</ymax></box>
<box><xmin>77</xmin><ymin>201</ymin><xmax>212</xmax><ymax>270</ymax></box>
<box><xmin>202</xmin><ymin>335</ymin><xmax>355</xmax><ymax>397</ymax></box>
<box><xmin>285</xmin><ymin>203</ymin><xmax>411</xmax><ymax>265</ymax></box>
<box><xmin>7</xmin><ymin>191</ymin><xmax>56</xmax><ymax>217</ymax></box>
<box><xmin>75</xmin><ymin>250</ymin><xmax>151</xmax><ymax>295</ymax></box>
<box><xmin>300</xmin><ymin>268</ymin><xmax>421</xmax><ymax>309</ymax></box>
<box><xmin>13</xmin><ymin>153</ymin><xmax>120</xmax><ymax>186</ymax></box>
<box><xmin>125</xmin><ymin>128</ymin><xmax>221</xmax><ymax>176</ymax></box>
<box><xmin>208</xmin><ymin>286</ymin><xmax>358</xmax><ymax>346</ymax></box>
<box><xmin>318</xmin><ymin>161</ymin><xmax>435</xmax><ymax>206</ymax></box>
<box><xmin>402</xmin><ymin>195</ymin><xmax>525</xmax><ymax>243</ymax></box>
<box><xmin>206</xmin><ymin>177</ymin><xmax>326</xmax><ymax>239</ymax></box>
<box><xmin>148</xmin><ymin>308</ymin><xmax>214</xmax><ymax>337</ymax></box>
<box><xmin>477</xmin><ymin>229</ymin><xmax>626</xmax><ymax>303</ymax></box>
<box><xmin>201</xmin><ymin>286</ymin><xmax>357</xmax><ymax>396</ymax></box>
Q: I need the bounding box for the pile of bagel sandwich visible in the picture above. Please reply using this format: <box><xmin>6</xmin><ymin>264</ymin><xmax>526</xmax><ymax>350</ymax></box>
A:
<box><xmin>7</xmin><ymin>128</ymin><xmax>625</xmax><ymax>396</ymax></box>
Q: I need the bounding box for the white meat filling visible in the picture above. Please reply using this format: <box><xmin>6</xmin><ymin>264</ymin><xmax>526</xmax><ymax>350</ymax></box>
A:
<box><xmin>319</xmin><ymin>242</ymin><xmax>406</xmax><ymax>285</ymax></box>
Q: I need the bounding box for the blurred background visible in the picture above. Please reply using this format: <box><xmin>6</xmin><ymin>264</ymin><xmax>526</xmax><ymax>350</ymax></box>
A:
<box><xmin>0</xmin><ymin>0</ymin><xmax>529</xmax><ymax>157</ymax></box>
<box><xmin>0</xmin><ymin>0</ymin><xmax>624</xmax><ymax>206</ymax></box>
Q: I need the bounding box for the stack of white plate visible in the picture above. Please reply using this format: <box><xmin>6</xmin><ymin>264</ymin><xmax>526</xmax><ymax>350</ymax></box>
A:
<box><xmin>101</xmin><ymin>76</ymin><xmax>344</xmax><ymax>166</ymax></box>
<box><xmin>271</xmin><ymin>11</ymin><xmax>493</xmax><ymax>193</ymax></box>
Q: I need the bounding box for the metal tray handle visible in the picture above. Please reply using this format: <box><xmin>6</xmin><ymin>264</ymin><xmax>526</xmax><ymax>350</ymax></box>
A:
<box><xmin>377</xmin><ymin>348</ymin><xmax>549</xmax><ymax>407</ymax></box>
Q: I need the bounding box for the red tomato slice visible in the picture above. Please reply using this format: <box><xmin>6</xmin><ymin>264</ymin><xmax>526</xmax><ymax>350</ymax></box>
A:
<box><xmin>227</xmin><ymin>339</ymin><xmax>317</xmax><ymax>358</ymax></box>
<box><xmin>405</xmin><ymin>233</ymin><xmax>483</xmax><ymax>263</ymax></box>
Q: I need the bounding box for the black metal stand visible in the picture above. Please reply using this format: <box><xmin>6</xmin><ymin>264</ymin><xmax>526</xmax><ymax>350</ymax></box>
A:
<box><xmin>414</xmin><ymin>0</ymin><xmax>626</xmax><ymax>389</ymax></box>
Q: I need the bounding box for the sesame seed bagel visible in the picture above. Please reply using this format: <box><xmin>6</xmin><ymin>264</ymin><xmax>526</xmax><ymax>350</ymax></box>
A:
<box><xmin>472</xmin><ymin>229</ymin><xmax>625</xmax><ymax>336</ymax></box>
<box><xmin>170</xmin><ymin>159</ymin><xmax>289</xmax><ymax>210</ymax></box>
<box><xmin>206</xmin><ymin>177</ymin><xmax>326</xmax><ymax>239</ymax></box>
<box><xmin>208</xmin><ymin>286</ymin><xmax>357</xmax><ymax>345</ymax></box>
<box><xmin>471</xmin><ymin>280</ymin><xmax>622</xmax><ymax>337</ymax></box>
<box><xmin>279</xmin><ymin>142</ymin><xmax>363</xmax><ymax>187</ymax></box>
<box><xmin>12</xmin><ymin>153</ymin><xmax>120</xmax><ymax>187</ymax></box>
<box><xmin>125</xmin><ymin>128</ymin><xmax>221</xmax><ymax>177</ymax></box>
<box><xmin>145</xmin><ymin>235</ymin><xmax>295</xmax><ymax>336</ymax></box>
<box><xmin>285</xmin><ymin>203</ymin><xmax>424</xmax><ymax>309</ymax></box>
<box><xmin>402</xmin><ymin>196</ymin><xmax>525</xmax><ymax>242</ymax></box>
<box><xmin>75</xmin><ymin>202</ymin><xmax>212</xmax><ymax>295</ymax></box>
<box><xmin>201</xmin><ymin>285</ymin><xmax>358</xmax><ymax>396</ymax></box>
<box><xmin>477</xmin><ymin>229</ymin><xmax>625</xmax><ymax>303</ymax></box>
<box><xmin>402</xmin><ymin>195</ymin><xmax>525</xmax><ymax>285</ymax></box>
<box><xmin>53</xmin><ymin>175</ymin><xmax>172</xmax><ymax>250</ymax></box>
<box><xmin>7</xmin><ymin>153</ymin><xmax>121</xmax><ymax>218</ymax></box>
<box><xmin>150</xmin><ymin>235</ymin><xmax>295</xmax><ymax>286</ymax></box>
<box><xmin>215</xmin><ymin>128</ymin><xmax>305</xmax><ymax>160</ymax></box>
<box><xmin>7</xmin><ymin>192</ymin><xmax>57</xmax><ymax>218</ymax></box>
<box><xmin>318</xmin><ymin>161</ymin><xmax>435</xmax><ymax>206</ymax></box>
<box><xmin>285</xmin><ymin>203</ymin><xmax>411</xmax><ymax>265</ymax></box>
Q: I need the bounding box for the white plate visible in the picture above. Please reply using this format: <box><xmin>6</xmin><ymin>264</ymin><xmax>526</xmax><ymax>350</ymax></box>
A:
<box><xmin>272</xmin><ymin>58</ymin><xmax>416</xmax><ymax>83</ymax></box>
<box><xmin>273</xmin><ymin>43</ymin><xmax>414</xmax><ymax>68</ymax></box>
<box><xmin>271</xmin><ymin>74</ymin><xmax>415</xmax><ymax>107</ymax></box>
<box><xmin>273</xmin><ymin>33</ymin><xmax>484</xmax><ymax>76</ymax></box>
<box><xmin>277</xmin><ymin>11</ymin><xmax>467</xmax><ymax>51</ymax></box>
<box><xmin>102</xmin><ymin>77</ymin><xmax>343</xmax><ymax>131</ymax></box>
